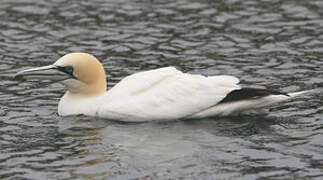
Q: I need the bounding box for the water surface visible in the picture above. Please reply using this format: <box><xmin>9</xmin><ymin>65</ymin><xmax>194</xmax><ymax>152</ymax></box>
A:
<box><xmin>1</xmin><ymin>0</ymin><xmax>323</xmax><ymax>179</ymax></box>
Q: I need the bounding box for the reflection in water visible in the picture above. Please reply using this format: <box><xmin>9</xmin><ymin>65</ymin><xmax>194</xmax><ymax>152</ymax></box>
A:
<box><xmin>1</xmin><ymin>0</ymin><xmax>323</xmax><ymax>179</ymax></box>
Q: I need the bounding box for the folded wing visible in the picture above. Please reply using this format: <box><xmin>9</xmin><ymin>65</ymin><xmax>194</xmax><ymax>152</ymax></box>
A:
<box><xmin>99</xmin><ymin>67</ymin><xmax>240</xmax><ymax>122</ymax></box>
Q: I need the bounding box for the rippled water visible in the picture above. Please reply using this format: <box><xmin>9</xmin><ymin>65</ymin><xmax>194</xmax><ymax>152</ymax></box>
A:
<box><xmin>1</xmin><ymin>0</ymin><xmax>323</xmax><ymax>179</ymax></box>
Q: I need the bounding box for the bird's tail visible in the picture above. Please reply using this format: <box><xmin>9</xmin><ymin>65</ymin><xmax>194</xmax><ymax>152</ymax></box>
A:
<box><xmin>235</xmin><ymin>89</ymin><xmax>313</xmax><ymax>115</ymax></box>
<box><xmin>262</xmin><ymin>89</ymin><xmax>313</xmax><ymax>107</ymax></box>
<box><xmin>287</xmin><ymin>90</ymin><xmax>314</xmax><ymax>98</ymax></box>
<box><xmin>189</xmin><ymin>89</ymin><xmax>314</xmax><ymax>118</ymax></box>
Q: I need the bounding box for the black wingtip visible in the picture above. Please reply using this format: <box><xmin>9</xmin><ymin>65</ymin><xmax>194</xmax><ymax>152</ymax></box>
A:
<box><xmin>219</xmin><ymin>88</ymin><xmax>288</xmax><ymax>104</ymax></box>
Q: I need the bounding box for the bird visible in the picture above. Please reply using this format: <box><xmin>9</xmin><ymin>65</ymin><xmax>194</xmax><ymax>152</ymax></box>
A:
<box><xmin>15</xmin><ymin>52</ymin><xmax>309</xmax><ymax>122</ymax></box>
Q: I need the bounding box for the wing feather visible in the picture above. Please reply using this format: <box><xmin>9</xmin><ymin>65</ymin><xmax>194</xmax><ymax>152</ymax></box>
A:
<box><xmin>100</xmin><ymin>67</ymin><xmax>240</xmax><ymax>121</ymax></box>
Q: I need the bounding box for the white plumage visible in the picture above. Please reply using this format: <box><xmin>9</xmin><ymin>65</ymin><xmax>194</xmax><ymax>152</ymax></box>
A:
<box><xmin>97</xmin><ymin>67</ymin><xmax>240</xmax><ymax>121</ymax></box>
<box><xmin>16</xmin><ymin>53</ymin><xmax>309</xmax><ymax>122</ymax></box>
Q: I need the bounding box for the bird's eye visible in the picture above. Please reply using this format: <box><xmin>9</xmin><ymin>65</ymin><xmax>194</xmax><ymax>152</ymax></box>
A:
<box><xmin>64</xmin><ymin>66</ymin><xmax>74</xmax><ymax>74</ymax></box>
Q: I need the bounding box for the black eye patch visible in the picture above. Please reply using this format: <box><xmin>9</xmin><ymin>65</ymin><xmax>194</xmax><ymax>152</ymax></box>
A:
<box><xmin>56</xmin><ymin>66</ymin><xmax>75</xmax><ymax>77</ymax></box>
<box><xmin>64</xmin><ymin>66</ymin><xmax>74</xmax><ymax>74</ymax></box>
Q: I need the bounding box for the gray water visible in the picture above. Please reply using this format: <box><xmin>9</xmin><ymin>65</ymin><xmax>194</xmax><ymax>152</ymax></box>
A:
<box><xmin>1</xmin><ymin>0</ymin><xmax>323</xmax><ymax>179</ymax></box>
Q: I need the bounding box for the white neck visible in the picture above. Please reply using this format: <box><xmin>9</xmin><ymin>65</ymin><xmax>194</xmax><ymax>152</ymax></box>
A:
<box><xmin>58</xmin><ymin>91</ymin><xmax>106</xmax><ymax>116</ymax></box>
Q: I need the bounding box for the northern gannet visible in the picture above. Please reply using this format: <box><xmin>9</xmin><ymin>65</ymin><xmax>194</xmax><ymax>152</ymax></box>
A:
<box><xmin>16</xmin><ymin>53</ymin><xmax>308</xmax><ymax>122</ymax></box>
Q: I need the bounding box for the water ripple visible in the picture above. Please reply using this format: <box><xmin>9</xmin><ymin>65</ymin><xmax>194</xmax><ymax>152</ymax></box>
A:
<box><xmin>0</xmin><ymin>0</ymin><xmax>323</xmax><ymax>179</ymax></box>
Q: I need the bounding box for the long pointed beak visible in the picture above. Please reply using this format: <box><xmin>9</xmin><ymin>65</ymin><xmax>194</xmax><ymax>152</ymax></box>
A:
<box><xmin>14</xmin><ymin>64</ymin><xmax>72</xmax><ymax>82</ymax></box>
<box><xmin>15</xmin><ymin>65</ymin><xmax>57</xmax><ymax>77</ymax></box>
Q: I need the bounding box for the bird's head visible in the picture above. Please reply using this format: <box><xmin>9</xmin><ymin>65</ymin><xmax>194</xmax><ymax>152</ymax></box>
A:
<box><xmin>15</xmin><ymin>52</ymin><xmax>107</xmax><ymax>96</ymax></box>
